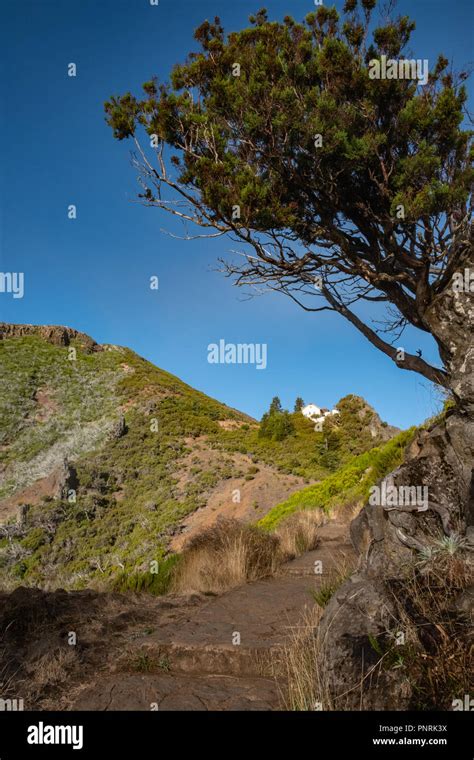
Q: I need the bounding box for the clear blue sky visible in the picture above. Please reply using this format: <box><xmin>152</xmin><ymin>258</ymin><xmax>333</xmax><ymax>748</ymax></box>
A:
<box><xmin>1</xmin><ymin>0</ymin><xmax>472</xmax><ymax>427</ymax></box>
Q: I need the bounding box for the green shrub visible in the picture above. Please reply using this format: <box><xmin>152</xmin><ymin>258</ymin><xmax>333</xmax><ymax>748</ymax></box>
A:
<box><xmin>259</xmin><ymin>428</ymin><xmax>416</xmax><ymax>531</ymax></box>
<box><xmin>20</xmin><ymin>528</ymin><xmax>47</xmax><ymax>551</ymax></box>
<box><xmin>113</xmin><ymin>554</ymin><xmax>181</xmax><ymax>595</ymax></box>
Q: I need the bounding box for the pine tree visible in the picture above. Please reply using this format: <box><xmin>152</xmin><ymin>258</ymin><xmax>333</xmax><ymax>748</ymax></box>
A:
<box><xmin>269</xmin><ymin>396</ymin><xmax>282</xmax><ymax>415</ymax></box>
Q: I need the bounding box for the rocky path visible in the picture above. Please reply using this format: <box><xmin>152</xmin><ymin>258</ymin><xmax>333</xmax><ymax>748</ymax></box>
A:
<box><xmin>69</xmin><ymin>521</ymin><xmax>356</xmax><ymax>711</ymax></box>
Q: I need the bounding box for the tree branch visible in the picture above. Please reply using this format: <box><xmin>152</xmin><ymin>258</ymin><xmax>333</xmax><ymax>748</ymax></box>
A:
<box><xmin>322</xmin><ymin>286</ymin><xmax>448</xmax><ymax>388</ymax></box>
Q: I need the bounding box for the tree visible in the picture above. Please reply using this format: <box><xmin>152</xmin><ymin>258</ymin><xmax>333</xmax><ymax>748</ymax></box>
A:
<box><xmin>105</xmin><ymin>1</ymin><xmax>472</xmax><ymax>413</ymax></box>
<box><xmin>259</xmin><ymin>409</ymin><xmax>294</xmax><ymax>441</ymax></box>
<box><xmin>269</xmin><ymin>396</ymin><xmax>282</xmax><ymax>414</ymax></box>
<box><xmin>294</xmin><ymin>397</ymin><xmax>305</xmax><ymax>412</ymax></box>
<box><xmin>259</xmin><ymin>396</ymin><xmax>294</xmax><ymax>440</ymax></box>
<box><xmin>105</xmin><ymin>2</ymin><xmax>473</xmax><ymax>706</ymax></box>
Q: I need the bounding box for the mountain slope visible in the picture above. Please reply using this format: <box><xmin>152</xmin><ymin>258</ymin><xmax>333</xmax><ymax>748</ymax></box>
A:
<box><xmin>0</xmin><ymin>323</ymin><xmax>398</xmax><ymax>590</ymax></box>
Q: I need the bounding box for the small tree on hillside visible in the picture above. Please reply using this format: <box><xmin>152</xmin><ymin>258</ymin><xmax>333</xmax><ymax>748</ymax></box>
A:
<box><xmin>294</xmin><ymin>397</ymin><xmax>305</xmax><ymax>412</ymax></box>
<box><xmin>259</xmin><ymin>409</ymin><xmax>295</xmax><ymax>441</ymax></box>
<box><xmin>269</xmin><ymin>396</ymin><xmax>283</xmax><ymax>414</ymax></box>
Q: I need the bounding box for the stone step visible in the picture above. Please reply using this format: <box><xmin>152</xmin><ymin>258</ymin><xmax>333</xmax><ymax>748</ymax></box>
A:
<box><xmin>279</xmin><ymin>543</ymin><xmax>356</xmax><ymax>577</ymax></box>
<box><xmin>116</xmin><ymin>640</ymin><xmax>280</xmax><ymax>678</ymax></box>
<box><xmin>115</xmin><ymin>571</ymin><xmax>333</xmax><ymax>677</ymax></box>
<box><xmin>71</xmin><ymin>672</ymin><xmax>283</xmax><ymax>711</ymax></box>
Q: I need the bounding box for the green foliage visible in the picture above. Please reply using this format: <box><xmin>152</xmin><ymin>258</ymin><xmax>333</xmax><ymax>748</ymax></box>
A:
<box><xmin>212</xmin><ymin>394</ymin><xmax>394</xmax><ymax>480</ymax></box>
<box><xmin>20</xmin><ymin>528</ymin><xmax>47</xmax><ymax>552</ymax></box>
<box><xmin>258</xmin><ymin>427</ymin><xmax>416</xmax><ymax>530</ymax></box>
<box><xmin>0</xmin><ymin>335</ymin><xmax>404</xmax><ymax>594</ymax></box>
<box><xmin>259</xmin><ymin>409</ymin><xmax>295</xmax><ymax>441</ymax></box>
<box><xmin>258</xmin><ymin>396</ymin><xmax>295</xmax><ymax>442</ymax></box>
<box><xmin>0</xmin><ymin>337</ymin><xmax>125</xmax><ymax>490</ymax></box>
<box><xmin>113</xmin><ymin>555</ymin><xmax>181</xmax><ymax>595</ymax></box>
<box><xmin>105</xmin><ymin>8</ymin><xmax>472</xmax><ymax>232</ymax></box>
<box><xmin>105</xmin><ymin>4</ymin><xmax>471</xmax><ymax>397</ymax></box>
<box><xmin>294</xmin><ymin>397</ymin><xmax>305</xmax><ymax>412</ymax></box>
<box><xmin>0</xmin><ymin>337</ymin><xmax>249</xmax><ymax>590</ymax></box>
<box><xmin>127</xmin><ymin>650</ymin><xmax>156</xmax><ymax>673</ymax></box>
<box><xmin>311</xmin><ymin>580</ymin><xmax>341</xmax><ymax>608</ymax></box>
<box><xmin>269</xmin><ymin>396</ymin><xmax>282</xmax><ymax>414</ymax></box>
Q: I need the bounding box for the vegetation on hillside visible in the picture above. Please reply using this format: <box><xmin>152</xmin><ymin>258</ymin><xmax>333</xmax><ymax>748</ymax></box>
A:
<box><xmin>259</xmin><ymin>428</ymin><xmax>416</xmax><ymax>530</ymax></box>
<box><xmin>210</xmin><ymin>393</ymin><xmax>396</xmax><ymax>481</ymax></box>
<box><xmin>0</xmin><ymin>333</ymin><xmax>401</xmax><ymax>591</ymax></box>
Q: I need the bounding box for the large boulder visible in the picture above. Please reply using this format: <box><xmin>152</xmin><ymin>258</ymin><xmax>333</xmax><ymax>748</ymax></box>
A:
<box><xmin>320</xmin><ymin>410</ymin><xmax>473</xmax><ymax>709</ymax></box>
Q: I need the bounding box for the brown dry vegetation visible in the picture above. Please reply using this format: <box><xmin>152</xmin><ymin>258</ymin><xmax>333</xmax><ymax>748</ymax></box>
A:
<box><xmin>275</xmin><ymin>603</ymin><xmax>333</xmax><ymax>711</ymax></box>
<box><xmin>270</xmin><ymin>534</ymin><xmax>473</xmax><ymax>712</ymax></box>
<box><xmin>172</xmin><ymin>512</ymin><xmax>325</xmax><ymax>595</ymax></box>
<box><xmin>387</xmin><ymin>541</ymin><xmax>473</xmax><ymax>710</ymax></box>
<box><xmin>171</xmin><ymin>519</ymin><xmax>282</xmax><ymax>594</ymax></box>
<box><xmin>273</xmin><ymin>509</ymin><xmax>323</xmax><ymax>560</ymax></box>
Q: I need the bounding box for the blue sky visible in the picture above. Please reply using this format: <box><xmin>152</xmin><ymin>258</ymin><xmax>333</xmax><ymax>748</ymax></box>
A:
<box><xmin>0</xmin><ymin>0</ymin><xmax>472</xmax><ymax>427</ymax></box>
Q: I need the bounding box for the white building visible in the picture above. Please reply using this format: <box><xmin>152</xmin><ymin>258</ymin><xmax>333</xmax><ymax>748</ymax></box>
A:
<box><xmin>301</xmin><ymin>403</ymin><xmax>322</xmax><ymax>421</ymax></box>
<box><xmin>301</xmin><ymin>403</ymin><xmax>340</xmax><ymax>427</ymax></box>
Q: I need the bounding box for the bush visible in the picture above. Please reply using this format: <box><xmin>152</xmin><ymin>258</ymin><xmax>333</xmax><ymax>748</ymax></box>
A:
<box><xmin>172</xmin><ymin>518</ymin><xmax>282</xmax><ymax>594</ymax></box>
<box><xmin>259</xmin><ymin>410</ymin><xmax>295</xmax><ymax>441</ymax></box>
<box><xmin>20</xmin><ymin>528</ymin><xmax>47</xmax><ymax>552</ymax></box>
<box><xmin>274</xmin><ymin>510</ymin><xmax>323</xmax><ymax>559</ymax></box>
<box><xmin>259</xmin><ymin>428</ymin><xmax>416</xmax><ymax>530</ymax></box>
<box><xmin>113</xmin><ymin>554</ymin><xmax>181</xmax><ymax>595</ymax></box>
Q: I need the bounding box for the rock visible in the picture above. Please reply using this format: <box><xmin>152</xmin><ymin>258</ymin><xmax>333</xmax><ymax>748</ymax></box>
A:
<box><xmin>386</xmin><ymin>510</ymin><xmax>417</xmax><ymax>533</ymax></box>
<box><xmin>453</xmin><ymin>585</ymin><xmax>474</xmax><ymax>622</ymax></box>
<box><xmin>55</xmin><ymin>459</ymin><xmax>78</xmax><ymax>500</ymax></box>
<box><xmin>319</xmin><ymin>574</ymin><xmax>412</xmax><ymax>710</ymax></box>
<box><xmin>349</xmin><ymin>509</ymin><xmax>370</xmax><ymax>555</ymax></box>
<box><xmin>0</xmin><ymin>323</ymin><xmax>100</xmax><ymax>353</ymax></box>
<box><xmin>110</xmin><ymin>415</ymin><xmax>127</xmax><ymax>440</ymax></box>
<box><xmin>320</xmin><ymin>406</ymin><xmax>473</xmax><ymax>709</ymax></box>
<box><xmin>17</xmin><ymin>503</ymin><xmax>30</xmax><ymax>526</ymax></box>
<box><xmin>466</xmin><ymin>526</ymin><xmax>474</xmax><ymax>550</ymax></box>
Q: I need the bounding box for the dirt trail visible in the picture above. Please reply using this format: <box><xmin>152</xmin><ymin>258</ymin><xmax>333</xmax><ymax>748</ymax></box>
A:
<box><xmin>0</xmin><ymin>519</ymin><xmax>355</xmax><ymax>711</ymax></box>
<box><xmin>67</xmin><ymin>520</ymin><xmax>355</xmax><ymax>711</ymax></box>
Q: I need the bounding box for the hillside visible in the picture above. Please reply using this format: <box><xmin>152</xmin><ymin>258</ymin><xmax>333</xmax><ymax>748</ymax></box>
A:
<box><xmin>0</xmin><ymin>323</ymin><xmax>398</xmax><ymax>591</ymax></box>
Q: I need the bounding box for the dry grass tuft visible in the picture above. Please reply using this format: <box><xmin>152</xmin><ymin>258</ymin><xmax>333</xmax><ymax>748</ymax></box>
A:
<box><xmin>276</xmin><ymin>603</ymin><xmax>334</xmax><ymax>711</ymax></box>
<box><xmin>172</xmin><ymin>518</ymin><xmax>282</xmax><ymax>594</ymax></box>
<box><xmin>311</xmin><ymin>553</ymin><xmax>354</xmax><ymax>608</ymax></box>
<box><xmin>173</xmin><ymin>510</ymin><xmax>334</xmax><ymax>594</ymax></box>
<box><xmin>274</xmin><ymin>510</ymin><xmax>323</xmax><ymax>560</ymax></box>
<box><xmin>387</xmin><ymin>539</ymin><xmax>473</xmax><ymax>709</ymax></box>
<box><xmin>27</xmin><ymin>648</ymin><xmax>78</xmax><ymax>692</ymax></box>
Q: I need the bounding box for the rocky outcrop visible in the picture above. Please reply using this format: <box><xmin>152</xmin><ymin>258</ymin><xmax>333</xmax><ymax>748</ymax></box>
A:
<box><xmin>55</xmin><ymin>458</ymin><xmax>79</xmax><ymax>500</ymax></box>
<box><xmin>0</xmin><ymin>323</ymin><xmax>100</xmax><ymax>353</ymax></box>
<box><xmin>319</xmin><ymin>250</ymin><xmax>474</xmax><ymax>709</ymax></box>
<box><xmin>321</xmin><ymin>411</ymin><xmax>473</xmax><ymax>709</ymax></box>
<box><xmin>318</xmin><ymin>575</ymin><xmax>412</xmax><ymax>710</ymax></box>
<box><xmin>109</xmin><ymin>415</ymin><xmax>127</xmax><ymax>440</ymax></box>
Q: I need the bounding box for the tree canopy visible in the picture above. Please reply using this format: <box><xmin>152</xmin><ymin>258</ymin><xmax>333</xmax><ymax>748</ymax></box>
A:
<box><xmin>259</xmin><ymin>398</ymin><xmax>294</xmax><ymax>441</ymax></box>
<box><xmin>105</xmin><ymin>1</ymin><xmax>473</xmax><ymax>392</ymax></box>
